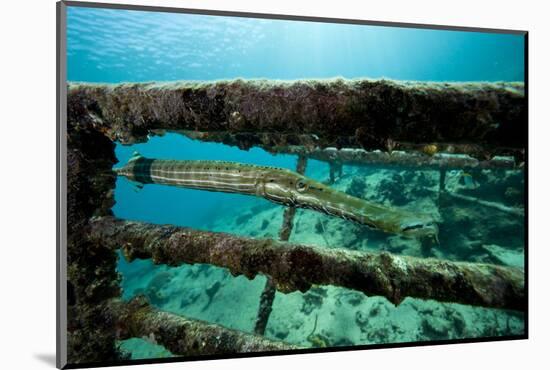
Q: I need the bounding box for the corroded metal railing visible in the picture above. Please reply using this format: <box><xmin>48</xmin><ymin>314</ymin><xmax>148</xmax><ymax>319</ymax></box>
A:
<box><xmin>67</xmin><ymin>80</ymin><xmax>525</xmax><ymax>156</ymax></box>
<box><xmin>65</xmin><ymin>78</ymin><xmax>526</xmax><ymax>364</ymax></box>
<box><xmin>105</xmin><ymin>297</ymin><xmax>299</xmax><ymax>355</ymax></box>
<box><xmin>89</xmin><ymin>216</ymin><xmax>525</xmax><ymax>311</ymax></box>
<box><xmin>179</xmin><ymin>131</ymin><xmax>523</xmax><ymax>170</ymax></box>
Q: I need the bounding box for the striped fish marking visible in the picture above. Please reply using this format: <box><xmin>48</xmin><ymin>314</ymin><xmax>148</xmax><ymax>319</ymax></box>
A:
<box><xmin>115</xmin><ymin>153</ymin><xmax>438</xmax><ymax>240</ymax></box>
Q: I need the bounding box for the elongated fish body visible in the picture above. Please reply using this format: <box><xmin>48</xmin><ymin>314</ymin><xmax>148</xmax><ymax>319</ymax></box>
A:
<box><xmin>115</xmin><ymin>154</ymin><xmax>438</xmax><ymax>240</ymax></box>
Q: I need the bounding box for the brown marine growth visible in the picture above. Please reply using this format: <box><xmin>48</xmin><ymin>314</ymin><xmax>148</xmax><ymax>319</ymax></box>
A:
<box><xmin>67</xmin><ymin>79</ymin><xmax>526</xmax><ymax>156</ymax></box>
<box><xmin>180</xmin><ymin>130</ymin><xmax>522</xmax><ymax>170</ymax></box>
<box><xmin>88</xmin><ymin>217</ymin><xmax>525</xmax><ymax>312</ymax></box>
<box><xmin>105</xmin><ymin>297</ymin><xmax>298</xmax><ymax>356</ymax></box>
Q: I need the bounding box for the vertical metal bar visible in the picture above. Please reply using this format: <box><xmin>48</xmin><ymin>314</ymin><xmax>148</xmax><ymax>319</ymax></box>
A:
<box><xmin>328</xmin><ymin>161</ymin><xmax>343</xmax><ymax>185</ymax></box>
<box><xmin>253</xmin><ymin>279</ymin><xmax>277</xmax><ymax>335</ymax></box>
<box><xmin>254</xmin><ymin>155</ymin><xmax>308</xmax><ymax>335</ymax></box>
<box><xmin>328</xmin><ymin>163</ymin><xmax>336</xmax><ymax>185</ymax></box>
<box><xmin>438</xmin><ymin>168</ymin><xmax>447</xmax><ymax>206</ymax></box>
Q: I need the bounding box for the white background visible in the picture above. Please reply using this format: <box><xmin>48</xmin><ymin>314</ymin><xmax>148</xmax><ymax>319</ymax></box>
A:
<box><xmin>1</xmin><ymin>0</ymin><xmax>548</xmax><ymax>369</ymax></box>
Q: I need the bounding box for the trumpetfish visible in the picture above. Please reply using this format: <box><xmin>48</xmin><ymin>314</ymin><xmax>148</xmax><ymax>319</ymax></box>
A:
<box><xmin>114</xmin><ymin>153</ymin><xmax>439</xmax><ymax>240</ymax></box>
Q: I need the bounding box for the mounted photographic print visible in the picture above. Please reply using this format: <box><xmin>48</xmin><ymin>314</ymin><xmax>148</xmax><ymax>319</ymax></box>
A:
<box><xmin>57</xmin><ymin>1</ymin><xmax>527</xmax><ymax>368</ymax></box>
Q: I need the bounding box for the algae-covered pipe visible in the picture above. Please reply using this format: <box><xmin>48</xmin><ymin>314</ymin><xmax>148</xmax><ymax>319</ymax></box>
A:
<box><xmin>104</xmin><ymin>297</ymin><xmax>299</xmax><ymax>356</ymax></box>
<box><xmin>179</xmin><ymin>130</ymin><xmax>522</xmax><ymax>169</ymax></box>
<box><xmin>89</xmin><ymin>217</ymin><xmax>525</xmax><ymax>311</ymax></box>
<box><xmin>67</xmin><ymin>79</ymin><xmax>526</xmax><ymax>154</ymax></box>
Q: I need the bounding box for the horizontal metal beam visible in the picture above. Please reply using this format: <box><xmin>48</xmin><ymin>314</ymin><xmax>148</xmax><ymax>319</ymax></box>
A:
<box><xmin>177</xmin><ymin>130</ymin><xmax>521</xmax><ymax>170</ymax></box>
<box><xmin>289</xmin><ymin>147</ymin><xmax>519</xmax><ymax>170</ymax></box>
<box><xmin>89</xmin><ymin>217</ymin><xmax>525</xmax><ymax>311</ymax></box>
<box><xmin>180</xmin><ymin>130</ymin><xmax>524</xmax><ymax>170</ymax></box>
<box><xmin>441</xmin><ymin>191</ymin><xmax>524</xmax><ymax>217</ymax></box>
<box><xmin>67</xmin><ymin>79</ymin><xmax>526</xmax><ymax>156</ymax></box>
<box><xmin>105</xmin><ymin>298</ymin><xmax>297</xmax><ymax>356</ymax></box>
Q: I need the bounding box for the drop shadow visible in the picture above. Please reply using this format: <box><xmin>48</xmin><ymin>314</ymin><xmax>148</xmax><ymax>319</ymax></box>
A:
<box><xmin>34</xmin><ymin>353</ymin><xmax>56</xmax><ymax>367</ymax></box>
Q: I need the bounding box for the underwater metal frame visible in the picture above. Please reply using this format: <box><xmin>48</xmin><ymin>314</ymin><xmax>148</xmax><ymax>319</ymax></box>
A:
<box><xmin>57</xmin><ymin>1</ymin><xmax>529</xmax><ymax>368</ymax></box>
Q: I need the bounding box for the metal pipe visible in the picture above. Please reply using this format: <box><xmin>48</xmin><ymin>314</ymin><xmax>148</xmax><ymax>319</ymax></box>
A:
<box><xmin>255</xmin><ymin>155</ymin><xmax>308</xmax><ymax>335</ymax></box>
<box><xmin>89</xmin><ymin>217</ymin><xmax>525</xmax><ymax>311</ymax></box>
<box><xmin>67</xmin><ymin>79</ymin><xmax>526</xmax><ymax>157</ymax></box>
<box><xmin>105</xmin><ymin>297</ymin><xmax>298</xmax><ymax>355</ymax></box>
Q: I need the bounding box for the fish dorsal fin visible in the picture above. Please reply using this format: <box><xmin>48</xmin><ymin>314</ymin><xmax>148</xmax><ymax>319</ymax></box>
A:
<box><xmin>129</xmin><ymin>151</ymin><xmax>143</xmax><ymax>162</ymax></box>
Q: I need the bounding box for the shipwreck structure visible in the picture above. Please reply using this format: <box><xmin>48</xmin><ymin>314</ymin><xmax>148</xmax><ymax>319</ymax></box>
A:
<box><xmin>63</xmin><ymin>79</ymin><xmax>526</xmax><ymax>365</ymax></box>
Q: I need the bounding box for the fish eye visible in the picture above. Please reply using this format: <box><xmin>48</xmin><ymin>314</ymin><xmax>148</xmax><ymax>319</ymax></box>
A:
<box><xmin>295</xmin><ymin>180</ymin><xmax>308</xmax><ymax>192</ymax></box>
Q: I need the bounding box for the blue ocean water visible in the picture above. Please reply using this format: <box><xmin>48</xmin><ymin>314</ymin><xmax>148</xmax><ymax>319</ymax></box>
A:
<box><xmin>67</xmin><ymin>5</ymin><xmax>526</xmax><ymax>359</ymax></box>
<box><xmin>67</xmin><ymin>7</ymin><xmax>524</xmax><ymax>83</ymax></box>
